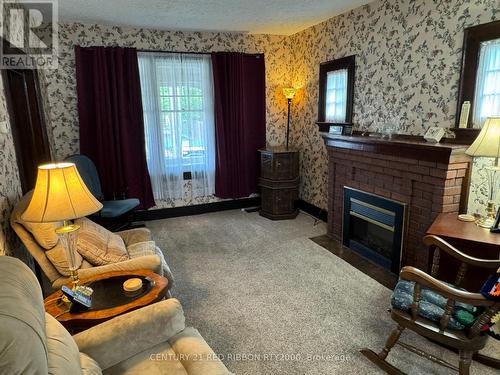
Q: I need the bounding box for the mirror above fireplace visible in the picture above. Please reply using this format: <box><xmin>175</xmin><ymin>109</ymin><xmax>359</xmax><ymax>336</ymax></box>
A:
<box><xmin>456</xmin><ymin>20</ymin><xmax>500</xmax><ymax>129</ymax></box>
<box><xmin>317</xmin><ymin>55</ymin><xmax>355</xmax><ymax>126</ymax></box>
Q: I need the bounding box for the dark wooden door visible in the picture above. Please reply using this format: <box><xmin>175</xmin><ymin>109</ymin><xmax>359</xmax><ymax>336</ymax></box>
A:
<box><xmin>3</xmin><ymin>68</ymin><xmax>51</xmax><ymax>192</ymax></box>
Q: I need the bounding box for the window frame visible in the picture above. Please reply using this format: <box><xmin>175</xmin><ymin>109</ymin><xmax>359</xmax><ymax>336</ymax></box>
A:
<box><xmin>456</xmin><ymin>20</ymin><xmax>500</xmax><ymax>128</ymax></box>
<box><xmin>157</xmin><ymin>82</ymin><xmax>207</xmax><ymax>168</ymax></box>
<box><xmin>318</xmin><ymin>55</ymin><xmax>355</xmax><ymax>124</ymax></box>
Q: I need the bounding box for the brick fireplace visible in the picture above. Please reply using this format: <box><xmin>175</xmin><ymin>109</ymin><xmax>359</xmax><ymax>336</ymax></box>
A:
<box><xmin>322</xmin><ymin>133</ymin><xmax>471</xmax><ymax>271</ymax></box>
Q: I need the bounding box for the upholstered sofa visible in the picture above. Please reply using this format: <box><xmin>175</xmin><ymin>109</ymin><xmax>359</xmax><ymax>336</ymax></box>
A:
<box><xmin>0</xmin><ymin>256</ymin><xmax>232</xmax><ymax>375</ymax></box>
<box><xmin>11</xmin><ymin>192</ymin><xmax>173</xmax><ymax>290</ymax></box>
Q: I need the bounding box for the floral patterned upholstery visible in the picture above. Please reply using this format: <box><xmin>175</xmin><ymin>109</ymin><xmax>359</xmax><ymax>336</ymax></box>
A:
<box><xmin>391</xmin><ymin>280</ymin><xmax>479</xmax><ymax>330</ymax></box>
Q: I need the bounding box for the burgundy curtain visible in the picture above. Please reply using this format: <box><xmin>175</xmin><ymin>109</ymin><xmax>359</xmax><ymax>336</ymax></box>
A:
<box><xmin>75</xmin><ymin>46</ymin><xmax>155</xmax><ymax>209</ymax></box>
<box><xmin>212</xmin><ymin>52</ymin><xmax>266</xmax><ymax>199</ymax></box>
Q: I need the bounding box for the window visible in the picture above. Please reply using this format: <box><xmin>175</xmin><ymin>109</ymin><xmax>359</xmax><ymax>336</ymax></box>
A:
<box><xmin>138</xmin><ymin>52</ymin><xmax>215</xmax><ymax>200</ymax></box>
<box><xmin>318</xmin><ymin>55</ymin><xmax>355</xmax><ymax>124</ymax></box>
<box><xmin>456</xmin><ymin>20</ymin><xmax>500</xmax><ymax>129</ymax></box>
<box><xmin>156</xmin><ymin>83</ymin><xmax>206</xmax><ymax>162</ymax></box>
<box><xmin>473</xmin><ymin>38</ymin><xmax>500</xmax><ymax>125</ymax></box>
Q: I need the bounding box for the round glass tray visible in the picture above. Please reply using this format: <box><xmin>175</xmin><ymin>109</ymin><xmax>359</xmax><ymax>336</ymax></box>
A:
<box><xmin>83</xmin><ymin>275</ymin><xmax>154</xmax><ymax>311</ymax></box>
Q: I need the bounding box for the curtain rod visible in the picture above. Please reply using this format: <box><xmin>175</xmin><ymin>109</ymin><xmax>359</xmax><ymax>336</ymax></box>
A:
<box><xmin>138</xmin><ymin>49</ymin><xmax>210</xmax><ymax>55</ymax></box>
<box><xmin>137</xmin><ymin>49</ymin><xmax>263</xmax><ymax>57</ymax></box>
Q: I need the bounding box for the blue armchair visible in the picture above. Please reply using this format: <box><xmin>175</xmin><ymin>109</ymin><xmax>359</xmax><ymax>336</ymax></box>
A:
<box><xmin>66</xmin><ymin>154</ymin><xmax>140</xmax><ymax>229</ymax></box>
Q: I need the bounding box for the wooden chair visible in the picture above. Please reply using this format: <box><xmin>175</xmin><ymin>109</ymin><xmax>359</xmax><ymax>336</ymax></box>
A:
<box><xmin>361</xmin><ymin>235</ymin><xmax>500</xmax><ymax>374</ymax></box>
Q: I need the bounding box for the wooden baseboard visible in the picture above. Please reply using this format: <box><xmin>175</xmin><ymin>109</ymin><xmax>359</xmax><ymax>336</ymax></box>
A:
<box><xmin>134</xmin><ymin>197</ymin><xmax>261</xmax><ymax>222</ymax></box>
<box><xmin>296</xmin><ymin>199</ymin><xmax>328</xmax><ymax>222</ymax></box>
<box><xmin>134</xmin><ymin>197</ymin><xmax>327</xmax><ymax>223</ymax></box>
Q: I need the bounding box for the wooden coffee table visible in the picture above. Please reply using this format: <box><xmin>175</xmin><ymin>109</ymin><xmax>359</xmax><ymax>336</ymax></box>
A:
<box><xmin>44</xmin><ymin>269</ymin><xmax>168</xmax><ymax>332</ymax></box>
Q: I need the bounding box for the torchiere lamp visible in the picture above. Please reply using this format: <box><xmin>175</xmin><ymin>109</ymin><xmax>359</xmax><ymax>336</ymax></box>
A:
<box><xmin>466</xmin><ymin>116</ymin><xmax>500</xmax><ymax>228</ymax></box>
<box><xmin>22</xmin><ymin>163</ymin><xmax>103</xmax><ymax>289</ymax></box>
<box><xmin>283</xmin><ymin>87</ymin><xmax>297</xmax><ymax>149</ymax></box>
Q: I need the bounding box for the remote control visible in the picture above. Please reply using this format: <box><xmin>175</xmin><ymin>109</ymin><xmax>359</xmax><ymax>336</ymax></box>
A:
<box><xmin>61</xmin><ymin>285</ymin><xmax>92</xmax><ymax>312</ymax></box>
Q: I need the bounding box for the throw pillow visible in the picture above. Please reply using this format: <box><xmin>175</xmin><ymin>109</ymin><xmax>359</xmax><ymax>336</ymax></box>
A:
<box><xmin>75</xmin><ymin>218</ymin><xmax>129</xmax><ymax>266</ymax></box>
<box><xmin>20</xmin><ymin>221</ymin><xmax>61</xmax><ymax>250</ymax></box>
<box><xmin>17</xmin><ymin>191</ymin><xmax>61</xmax><ymax>250</ymax></box>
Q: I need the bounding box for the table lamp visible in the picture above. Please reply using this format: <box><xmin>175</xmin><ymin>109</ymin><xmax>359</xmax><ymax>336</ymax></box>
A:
<box><xmin>283</xmin><ymin>87</ymin><xmax>297</xmax><ymax>149</ymax></box>
<box><xmin>22</xmin><ymin>163</ymin><xmax>103</xmax><ymax>289</ymax></box>
<box><xmin>466</xmin><ymin>116</ymin><xmax>500</xmax><ymax>228</ymax></box>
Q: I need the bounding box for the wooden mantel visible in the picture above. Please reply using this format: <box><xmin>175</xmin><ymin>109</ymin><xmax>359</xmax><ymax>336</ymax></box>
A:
<box><xmin>320</xmin><ymin>132</ymin><xmax>470</xmax><ymax>164</ymax></box>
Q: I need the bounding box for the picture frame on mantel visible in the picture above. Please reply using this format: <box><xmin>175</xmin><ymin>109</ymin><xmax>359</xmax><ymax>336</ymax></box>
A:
<box><xmin>316</xmin><ymin>122</ymin><xmax>353</xmax><ymax>136</ymax></box>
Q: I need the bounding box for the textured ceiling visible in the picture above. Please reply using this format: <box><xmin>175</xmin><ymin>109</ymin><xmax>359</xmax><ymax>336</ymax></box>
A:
<box><xmin>58</xmin><ymin>0</ymin><xmax>371</xmax><ymax>35</ymax></box>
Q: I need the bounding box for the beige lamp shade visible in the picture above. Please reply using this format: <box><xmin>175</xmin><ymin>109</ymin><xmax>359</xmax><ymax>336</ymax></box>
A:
<box><xmin>22</xmin><ymin>163</ymin><xmax>103</xmax><ymax>223</ymax></box>
<box><xmin>465</xmin><ymin>116</ymin><xmax>500</xmax><ymax>158</ymax></box>
<box><xmin>282</xmin><ymin>87</ymin><xmax>297</xmax><ymax>100</ymax></box>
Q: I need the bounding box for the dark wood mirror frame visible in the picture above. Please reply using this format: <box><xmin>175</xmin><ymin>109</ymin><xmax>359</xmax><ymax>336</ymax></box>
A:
<box><xmin>456</xmin><ymin>19</ymin><xmax>500</xmax><ymax>129</ymax></box>
<box><xmin>318</xmin><ymin>55</ymin><xmax>355</xmax><ymax>124</ymax></box>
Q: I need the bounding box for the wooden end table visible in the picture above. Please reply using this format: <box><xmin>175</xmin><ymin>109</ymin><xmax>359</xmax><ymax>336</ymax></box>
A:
<box><xmin>44</xmin><ymin>269</ymin><xmax>168</xmax><ymax>333</ymax></box>
<box><xmin>426</xmin><ymin>213</ymin><xmax>500</xmax><ymax>369</ymax></box>
<box><xmin>426</xmin><ymin>213</ymin><xmax>500</xmax><ymax>291</ymax></box>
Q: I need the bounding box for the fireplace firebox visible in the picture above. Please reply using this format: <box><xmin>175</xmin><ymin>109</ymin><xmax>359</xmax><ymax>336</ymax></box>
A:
<box><xmin>343</xmin><ymin>187</ymin><xmax>407</xmax><ymax>274</ymax></box>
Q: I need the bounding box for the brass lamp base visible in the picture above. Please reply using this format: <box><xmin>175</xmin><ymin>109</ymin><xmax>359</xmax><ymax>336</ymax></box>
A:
<box><xmin>476</xmin><ymin>217</ymin><xmax>496</xmax><ymax>229</ymax></box>
<box><xmin>56</xmin><ymin>221</ymin><xmax>81</xmax><ymax>303</ymax></box>
<box><xmin>66</xmin><ymin>269</ymin><xmax>80</xmax><ymax>291</ymax></box>
<box><xmin>476</xmin><ymin>201</ymin><xmax>497</xmax><ymax>228</ymax></box>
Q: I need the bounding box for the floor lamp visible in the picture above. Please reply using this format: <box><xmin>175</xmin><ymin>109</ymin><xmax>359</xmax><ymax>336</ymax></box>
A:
<box><xmin>283</xmin><ymin>87</ymin><xmax>297</xmax><ymax>149</ymax></box>
<box><xmin>22</xmin><ymin>163</ymin><xmax>103</xmax><ymax>289</ymax></box>
<box><xmin>465</xmin><ymin>116</ymin><xmax>500</xmax><ymax>228</ymax></box>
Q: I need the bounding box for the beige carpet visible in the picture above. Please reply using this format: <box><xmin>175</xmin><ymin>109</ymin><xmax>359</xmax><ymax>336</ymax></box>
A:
<box><xmin>147</xmin><ymin>210</ymin><xmax>499</xmax><ymax>375</ymax></box>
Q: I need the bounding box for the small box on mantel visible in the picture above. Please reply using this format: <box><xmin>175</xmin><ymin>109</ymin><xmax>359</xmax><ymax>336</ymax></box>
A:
<box><xmin>424</xmin><ymin>127</ymin><xmax>446</xmax><ymax>143</ymax></box>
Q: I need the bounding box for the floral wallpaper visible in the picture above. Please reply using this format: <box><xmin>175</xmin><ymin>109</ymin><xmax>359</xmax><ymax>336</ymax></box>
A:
<box><xmin>469</xmin><ymin>157</ymin><xmax>500</xmax><ymax>215</ymax></box>
<box><xmin>0</xmin><ymin>1</ymin><xmax>24</xmax><ymax>256</ymax></box>
<box><xmin>0</xmin><ymin>79</ymin><xmax>23</xmax><ymax>256</ymax></box>
<box><xmin>287</xmin><ymin>0</ymin><xmax>500</xmax><ymax>212</ymax></box>
<box><xmin>39</xmin><ymin>22</ymin><xmax>292</xmax><ymax>208</ymax></box>
<box><xmin>6</xmin><ymin>0</ymin><xmax>498</xmax><ymax>216</ymax></box>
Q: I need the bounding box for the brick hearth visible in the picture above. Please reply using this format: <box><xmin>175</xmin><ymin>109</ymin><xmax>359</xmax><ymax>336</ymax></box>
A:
<box><xmin>322</xmin><ymin>133</ymin><xmax>471</xmax><ymax>271</ymax></box>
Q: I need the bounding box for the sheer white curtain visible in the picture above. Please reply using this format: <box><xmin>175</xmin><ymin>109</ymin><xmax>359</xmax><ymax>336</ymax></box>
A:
<box><xmin>138</xmin><ymin>52</ymin><xmax>215</xmax><ymax>201</ymax></box>
<box><xmin>325</xmin><ymin>68</ymin><xmax>348</xmax><ymax>122</ymax></box>
<box><xmin>473</xmin><ymin>38</ymin><xmax>500</xmax><ymax>126</ymax></box>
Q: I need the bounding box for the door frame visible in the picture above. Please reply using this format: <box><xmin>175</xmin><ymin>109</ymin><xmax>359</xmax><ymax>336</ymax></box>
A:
<box><xmin>1</xmin><ymin>37</ymin><xmax>52</xmax><ymax>193</ymax></box>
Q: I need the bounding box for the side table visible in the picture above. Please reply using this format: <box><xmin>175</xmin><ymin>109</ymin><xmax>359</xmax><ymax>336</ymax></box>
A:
<box><xmin>258</xmin><ymin>147</ymin><xmax>299</xmax><ymax>220</ymax></box>
<box><xmin>426</xmin><ymin>213</ymin><xmax>500</xmax><ymax>291</ymax></box>
<box><xmin>44</xmin><ymin>269</ymin><xmax>168</xmax><ymax>333</ymax></box>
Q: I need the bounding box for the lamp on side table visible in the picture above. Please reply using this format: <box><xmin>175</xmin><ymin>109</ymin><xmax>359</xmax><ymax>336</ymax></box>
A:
<box><xmin>466</xmin><ymin>116</ymin><xmax>500</xmax><ymax>228</ymax></box>
<box><xmin>22</xmin><ymin>163</ymin><xmax>103</xmax><ymax>289</ymax></box>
